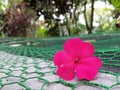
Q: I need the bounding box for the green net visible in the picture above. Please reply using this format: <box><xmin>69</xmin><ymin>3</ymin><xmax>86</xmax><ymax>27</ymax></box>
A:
<box><xmin>0</xmin><ymin>34</ymin><xmax>120</xmax><ymax>90</ymax></box>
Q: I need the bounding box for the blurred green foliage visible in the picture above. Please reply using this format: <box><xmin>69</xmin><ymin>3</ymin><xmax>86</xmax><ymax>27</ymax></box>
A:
<box><xmin>0</xmin><ymin>0</ymin><xmax>6</xmax><ymax>12</ymax></box>
<box><xmin>95</xmin><ymin>19</ymin><xmax>120</xmax><ymax>33</ymax></box>
<box><xmin>70</xmin><ymin>23</ymin><xmax>86</xmax><ymax>35</ymax></box>
<box><xmin>111</xmin><ymin>0</ymin><xmax>120</xmax><ymax>12</ymax></box>
<box><xmin>1</xmin><ymin>0</ymin><xmax>120</xmax><ymax>38</ymax></box>
<box><xmin>36</xmin><ymin>26</ymin><xmax>48</xmax><ymax>38</ymax></box>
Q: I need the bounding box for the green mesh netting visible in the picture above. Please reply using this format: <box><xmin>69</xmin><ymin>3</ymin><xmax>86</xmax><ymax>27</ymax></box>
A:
<box><xmin>0</xmin><ymin>34</ymin><xmax>120</xmax><ymax>90</ymax></box>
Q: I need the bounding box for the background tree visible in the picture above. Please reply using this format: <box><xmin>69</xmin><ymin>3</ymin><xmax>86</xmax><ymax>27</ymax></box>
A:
<box><xmin>23</xmin><ymin>0</ymin><xmax>83</xmax><ymax>36</ymax></box>
<box><xmin>1</xmin><ymin>0</ymin><xmax>119</xmax><ymax>37</ymax></box>
<box><xmin>109</xmin><ymin>0</ymin><xmax>120</xmax><ymax>12</ymax></box>
<box><xmin>109</xmin><ymin>0</ymin><xmax>120</xmax><ymax>28</ymax></box>
<box><xmin>0</xmin><ymin>0</ymin><xmax>8</xmax><ymax>36</ymax></box>
<box><xmin>83</xmin><ymin>0</ymin><xmax>95</xmax><ymax>34</ymax></box>
<box><xmin>0</xmin><ymin>0</ymin><xmax>37</xmax><ymax>37</ymax></box>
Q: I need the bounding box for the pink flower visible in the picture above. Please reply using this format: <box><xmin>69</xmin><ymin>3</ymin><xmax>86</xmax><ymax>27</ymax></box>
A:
<box><xmin>54</xmin><ymin>38</ymin><xmax>102</xmax><ymax>81</ymax></box>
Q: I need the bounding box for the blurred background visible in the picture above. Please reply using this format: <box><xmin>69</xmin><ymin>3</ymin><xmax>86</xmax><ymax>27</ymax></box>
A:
<box><xmin>0</xmin><ymin>0</ymin><xmax>120</xmax><ymax>38</ymax></box>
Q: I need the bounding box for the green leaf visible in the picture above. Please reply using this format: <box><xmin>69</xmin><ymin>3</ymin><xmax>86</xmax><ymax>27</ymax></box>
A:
<box><xmin>111</xmin><ymin>0</ymin><xmax>120</xmax><ymax>12</ymax></box>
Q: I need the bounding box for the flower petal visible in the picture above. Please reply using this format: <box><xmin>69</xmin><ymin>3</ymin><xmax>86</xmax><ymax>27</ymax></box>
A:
<box><xmin>54</xmin><ymin>50</ymin><xmax>74</xmax><ymax>67</ymax></box>
<box><xmin>80</xmin><ymin>56</ymin><xmax>102</xmax><ymax>69</ymax></box>
<box><xmin>64</xmin><ymin>38</ymin><xmax>83</xmax><ymax>59</ymax></box>
<box><xmin>75</xmin><ymin>64</ymin><xmax>98</xmax><ymax>81</ymax></box>
<box><xmin>79</xmin><ymin>42</ymin><xmax>94</xmax><ymax>58</ymax></box>
<box><xmin>57</xmin><ymin>64</ymin><xmax>75</xmax><ymax>80</ymax></box>
<box><xmin>64</xmin><ymin>38</ymin><xmax>83</xmax><ymax>52</ymax></box>
<box><xmin>54</xmin><ymin>51</ymin><xmax>75</xmax><ymax>80</ymax></box>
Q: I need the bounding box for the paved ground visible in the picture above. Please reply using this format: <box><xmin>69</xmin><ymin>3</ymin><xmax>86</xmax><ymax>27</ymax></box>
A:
<box><xmin>0</xmin><ymin>51</ymin><xmax>120</xmax><ymax>90</ymax></box>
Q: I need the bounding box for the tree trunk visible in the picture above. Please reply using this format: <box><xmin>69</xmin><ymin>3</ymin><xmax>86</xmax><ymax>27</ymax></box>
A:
<box><xmin>83</xmin><ymin>0</ymin><xmax>95</xmax><ymax>34</ymax></box>
<box><xmin>83</xmin><ymin>0</ymin><xmax>90</xmax><ymax>32</ymax></box>
<box><xmin>74</xmin><ymin>3</ymin><xmax>79</xmax><ymax>35</ymax></box>
<box><xmin>65</xmin><ymin>14</ymin><xmax>71</xmax><ymax>36</ymax></box>
<box><xmin>89</xmin><ymin>0</ymin><xmax>95</xmax><ymax>34</ymax></box>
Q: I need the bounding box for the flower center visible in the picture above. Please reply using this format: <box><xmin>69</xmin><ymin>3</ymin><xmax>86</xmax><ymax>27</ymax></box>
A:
<box><xmin>74</xmin><ymin>58</ymin><xmax>80</xmax><ymax>63</ymax></box>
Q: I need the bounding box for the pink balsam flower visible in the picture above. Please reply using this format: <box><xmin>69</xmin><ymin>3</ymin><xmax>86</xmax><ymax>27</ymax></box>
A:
<box><xmin>54</xmin><ymin>38</ymin><xmax>102</xmax><ymax>81</ymax></box>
